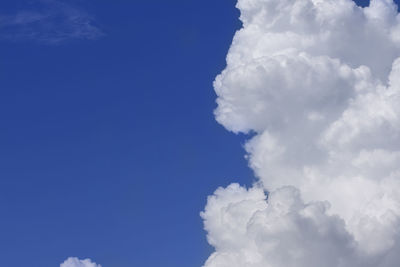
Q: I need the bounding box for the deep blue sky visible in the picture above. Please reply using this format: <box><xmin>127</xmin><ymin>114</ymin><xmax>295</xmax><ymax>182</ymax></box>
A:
<box><xmin>0</xmin><ymin>0</ymin><xmax>398</xmax><ymax>267</ymax></box>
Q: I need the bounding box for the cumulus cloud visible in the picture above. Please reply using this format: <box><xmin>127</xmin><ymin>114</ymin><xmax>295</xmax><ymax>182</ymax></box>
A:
<box><xmin>0</xmin><ymin>0</ymin><xmax>103</xmax><ymax>44</ymax></box>
<box><xmin>203</xmin><ymin>0</ymin><xmax>400</xmax><ymax>266</ymax></box>
<box><xmin>60</xmin><ymin>257</ymin><xmax>101</xmax><ymax>267</ymax></box>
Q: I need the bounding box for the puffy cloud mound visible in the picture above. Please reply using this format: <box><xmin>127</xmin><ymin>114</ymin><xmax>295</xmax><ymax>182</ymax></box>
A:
<box><xmin>203</xmin><ymin>0</ymin><xmax>400</xmax><ymax>266</ymax></box>
<box><xmin>60</xmin><ymin>257</ymin><xmax>101</xmax><ymax>267</ymax></box>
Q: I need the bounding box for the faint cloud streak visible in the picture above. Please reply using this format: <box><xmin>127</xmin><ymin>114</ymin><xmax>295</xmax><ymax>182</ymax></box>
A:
<box><xmin>0</xmin><ymin>0</ymin><xmax>104</xmax><ymax>44</ymax></box>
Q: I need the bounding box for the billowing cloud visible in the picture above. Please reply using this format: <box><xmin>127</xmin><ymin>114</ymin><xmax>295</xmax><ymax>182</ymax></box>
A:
<box><xmin>60</xmin><ymin>257</ymin><xmax>101</xmax><ymax>267</ymax></box>
<box><xmin>0</xmin><ymin>0</ymin><xmax>103</xmax><ymax>44</ymax></box>
<box><xmin>203</xmin><ymin>0</ymin><xmax>400</xmax><ymax>266</ymax></box>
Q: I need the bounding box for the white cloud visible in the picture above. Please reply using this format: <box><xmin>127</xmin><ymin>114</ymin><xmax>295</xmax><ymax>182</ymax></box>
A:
<box><xmin>60</xmin><ymin>257</ymin><xmax>101</xmax><ymax>267</ymax></box>
<box><xmin>203</xmin><ymin>0</ymin><xmax>400</xmax><ymax>266</ymax></box>
<box><xmin>0</xmin><ymin>0</ymin><xmax>103</xmax><ymax>44</ymax></box>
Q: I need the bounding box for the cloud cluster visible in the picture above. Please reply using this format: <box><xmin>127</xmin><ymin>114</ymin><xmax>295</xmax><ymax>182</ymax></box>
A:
<box><xmin>0</xmin><ymin>0</ymin><xmax>103</xmax><ymax>44</ymax></box>
<box><xmin>203</xmin><ymin>0</ymin><xmax>400</xmax><ymax>266</ymax></box>
<box><xmin>60</xmin><ymin>257</ymin><xmax>101</xmax><ymax>267</ymax></box>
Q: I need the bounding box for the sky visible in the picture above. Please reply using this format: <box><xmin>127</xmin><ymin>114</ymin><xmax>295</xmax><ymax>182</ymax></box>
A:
<box><xmin>1</xmin><ymin>0</ymin><xmax>400</xmax><ymax>267</ymax></box>
<box><xmin>0</xmin><ymin>1</ymin><xmax>249</xmax><ymax>266</ymax></box>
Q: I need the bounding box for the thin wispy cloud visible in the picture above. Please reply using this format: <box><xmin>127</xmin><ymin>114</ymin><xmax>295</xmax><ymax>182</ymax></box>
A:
<box><xmin>0</xmin><ymin>0</ymin><xmax>103</xmax><ymax>44</ymax></box>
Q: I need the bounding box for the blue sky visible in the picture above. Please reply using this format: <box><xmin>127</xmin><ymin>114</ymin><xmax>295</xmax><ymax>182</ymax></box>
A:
<box><xmin>0</xmin><ymin>0</ymin><xmax>399</xmax><ymax>266</ymax></box>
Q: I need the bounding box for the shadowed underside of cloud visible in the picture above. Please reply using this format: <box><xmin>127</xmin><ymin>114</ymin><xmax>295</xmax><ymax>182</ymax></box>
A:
<box><xmin>202</xmin><ymin>0</ymin><xmax>400</xmax><ymax>266</ymax></box>
<box><xmin>0</xmin><ymin>0</ymin><xmax>103</xmax><ymax>44</ymax></box>
<box><xmin>60</xmin><ymin>257</ymin><xmax>101</xmax><ymax>267</ymax></box>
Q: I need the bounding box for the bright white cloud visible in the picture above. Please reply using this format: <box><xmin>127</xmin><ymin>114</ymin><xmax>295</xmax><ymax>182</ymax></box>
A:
<box><xmin>203</xmin><ymin>0</ymin><xmax>400</xmax><ymax>266</ymax></box>
<box><xmin>60</xmin><ymin>257</ymin><xmax>101</xmax><ymax>267</ymax></box>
